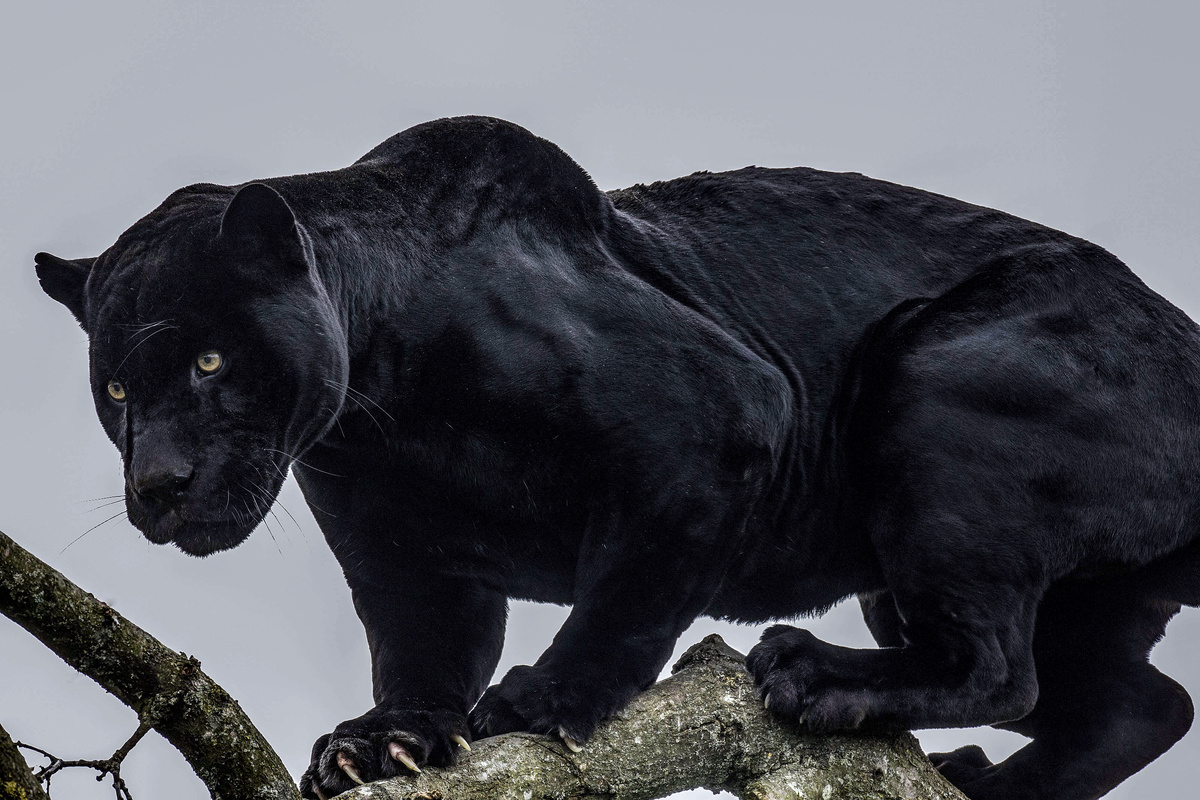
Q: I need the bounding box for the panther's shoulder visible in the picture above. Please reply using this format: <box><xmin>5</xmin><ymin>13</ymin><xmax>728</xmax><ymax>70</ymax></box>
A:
<box><xmin>354</xmin><ymin>117</ymin><xmax>610</xmax><ymax>235</ymax></box>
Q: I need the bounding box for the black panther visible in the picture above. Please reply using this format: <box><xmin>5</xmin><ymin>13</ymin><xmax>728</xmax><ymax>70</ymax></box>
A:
<box><xmin>36</xmin><ymin>116</ymin><xmax>1198</xmax><ymax>800</ymax></box>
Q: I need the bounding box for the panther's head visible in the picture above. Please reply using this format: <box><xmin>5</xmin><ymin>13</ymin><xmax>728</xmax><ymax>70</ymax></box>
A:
<box><xmin>36</xmin><ymin>183</ymin><xmax>349</xmax><ymax>555</ymax></box>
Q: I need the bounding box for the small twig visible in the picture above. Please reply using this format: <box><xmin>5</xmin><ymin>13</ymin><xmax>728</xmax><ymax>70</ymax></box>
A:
<box><xmin>111</xmin><ymin>721</ymin><xmax>153</xmax><ymax>767</ymax></box>
<box><xmin>17</xmin><ymin>721</ymin><xmax>151</xmax><ymax>800</ymax></box>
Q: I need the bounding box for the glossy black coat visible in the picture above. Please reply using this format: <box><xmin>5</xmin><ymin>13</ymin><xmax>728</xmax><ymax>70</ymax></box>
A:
<box><xmin>37</xmin><ymin>117</ymin><xmax>1199</xmax><ymax>800</ymax></box>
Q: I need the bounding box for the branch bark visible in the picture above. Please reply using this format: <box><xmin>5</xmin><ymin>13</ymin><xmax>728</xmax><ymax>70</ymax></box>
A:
<box><xmin>0</xmin><ymin>529</ymin><xmax>299</xmax><ymax>800</ymax></box>
<box><xmin>0</xmin><ymin>721</ymin><xmax>49</xmax><ymax>800</ymax></box>
<box><xmin>340</xmin><ymin>636</ymin><xmax>967</xmax><ymax>800</ymax></box>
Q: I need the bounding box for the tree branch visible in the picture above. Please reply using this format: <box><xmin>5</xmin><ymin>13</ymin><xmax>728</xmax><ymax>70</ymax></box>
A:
<box><xmin>0</xmin><ymin>721</ymin><xmax>48</xmax><ymax>800</ymax></box>
<box><xmin>340</xmin><ymin>636</ymin><xmax>967</xmax><ymax>800</ymax></box>
<box><xmin>0</xmin><ymin>529</ymin><xmax>299</xmax><ymax>800</ymax></box>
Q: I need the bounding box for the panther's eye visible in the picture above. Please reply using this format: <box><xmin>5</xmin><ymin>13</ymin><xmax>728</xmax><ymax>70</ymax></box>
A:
<box><xmin>107</xmin><ymin>381</ymin><xmax>126</xmax><ymax>401</ymax></box>
<box><xmin>196</xmin><ymin>351</ymin><xmax>223</xmax><ymax>375</ymax></box>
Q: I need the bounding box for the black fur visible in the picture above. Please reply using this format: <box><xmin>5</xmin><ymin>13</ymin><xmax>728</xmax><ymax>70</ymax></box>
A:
<box><xmin>37</xmin><ymin>116</ymin><xmax>1199</xmax><ymax>800</ymax></box>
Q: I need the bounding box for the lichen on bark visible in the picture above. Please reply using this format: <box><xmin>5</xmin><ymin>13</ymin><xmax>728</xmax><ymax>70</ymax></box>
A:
<box><xmin>335</xmin><ymin>636</ymin><xmax>966</xmax><ymax>800</ymax></box>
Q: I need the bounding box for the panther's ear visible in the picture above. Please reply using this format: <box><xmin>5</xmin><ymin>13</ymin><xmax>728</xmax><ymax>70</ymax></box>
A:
<box><xmin>35</xmin><ymin>252</ymin><xmax>94</xmax><ymax>330</ymax></box>
<box><xmin>219</xmin><ymin>183</ymin><xmax>305</xmax><ymax>265</ymax></box>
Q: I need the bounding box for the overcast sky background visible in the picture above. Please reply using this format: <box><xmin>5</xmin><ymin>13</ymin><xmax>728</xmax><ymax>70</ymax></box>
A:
<box><xmin>3</xmin><ymin>2</ymin><xmax>1199</xmax><ymax>798</ymax></box>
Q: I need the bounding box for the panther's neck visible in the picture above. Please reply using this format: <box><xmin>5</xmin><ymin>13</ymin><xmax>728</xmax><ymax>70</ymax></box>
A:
<box><xmin>272</xmin><ymin>154</ymin><xmax>616</xmax><ymax>365</ymax></box>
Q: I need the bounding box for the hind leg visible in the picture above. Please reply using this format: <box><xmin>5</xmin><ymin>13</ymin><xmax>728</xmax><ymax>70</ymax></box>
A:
<box><xmin>751</xmin><ymin>445</ymin><xmax>1050</xmax><ymax>732</ymax></box>
<box><xmin>935</xmin><ymin>579</ymin><xmax>1194</xmax><ymax>800</ymax></box>
<box><xmin>751</xmin><ymin>400</ymin><xmax>1053</xmax><ymax>730</ymax></box>
<box><xmin>752</xmin><ymin>271</ymin><xmax>1199</xmax><ymax>787</ymax></box>
<box><xmin>749</xmin><ymin>566</ymin><xmax>1043</xmax><ymax>734</ymax></box>
<box><xmin>860</xmin><ymin>588</ymin><xmax>1000</xmax><ymax>784</ymax></box>
<box><xmin>856</xmin><ymin>589</ymin><xmax>1018</xmax><ymax>782</ymax></box>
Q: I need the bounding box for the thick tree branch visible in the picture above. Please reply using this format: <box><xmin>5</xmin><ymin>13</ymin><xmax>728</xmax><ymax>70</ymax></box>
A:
<box><xmin>342</xmin><ymin>636</ymin><xmax>967</xmax><ymax>800</ymax></box>
<box><xmin>0</xmin><ymin>529</ymin><xmax>298</xmax><ymax>800</ymax></box>
<box><xmin>0</xmin><ymin>721</ymin><xmax>48</xmax><ymax>800</ymax></box>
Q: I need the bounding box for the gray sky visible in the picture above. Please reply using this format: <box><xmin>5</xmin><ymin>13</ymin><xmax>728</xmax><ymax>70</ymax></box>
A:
<box><xmin>3</xmin><ymin>2</ymin><xmax>1198</xmax><ymax>798</ymax></box>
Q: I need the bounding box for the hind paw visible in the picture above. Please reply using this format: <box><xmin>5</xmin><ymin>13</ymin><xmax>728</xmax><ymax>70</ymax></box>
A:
<box><xmin>929</xmin><ymin>744</ymin><xmax>994</xmax><ymax>788</ymax></box>
<box><xmin>746</xmin><ymin>625</ymin><xmax>874</xmax><ymax>734</ymax></box>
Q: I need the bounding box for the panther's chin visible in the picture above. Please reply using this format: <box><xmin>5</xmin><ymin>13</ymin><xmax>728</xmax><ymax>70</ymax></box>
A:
<box><xmin>169</xmin><ymin>520</ymin><xmax>255</xmax><ymax>557</ymax></box>
<box><xmin>135</xmin><ymin>510</ymin><xmax>255</xmax><ymax>557</ymax></box>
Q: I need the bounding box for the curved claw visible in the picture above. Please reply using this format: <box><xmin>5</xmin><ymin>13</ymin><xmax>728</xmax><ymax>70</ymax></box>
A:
<box><xmin>388</xmin><ymin>741</ymin><xmax>422</xmax><ymax>774</ymax></box>
<box><xmin>763</xmin><ymin>692</ymin><xmax>772</xmax><ymax>710</ymax></box>
<box><xmin>558</xmin><ymin>726</ymin><xmax>584</xmax><ymax>753</ymax></box>
<box><xmin>314</xmin><ymin>787</ymin><xmax>329</xmax><ymax>800</ymax></box>
<box><xmin>452</xmin><ymin>734</ymin><xmax>472</xmax><ymax>751</ymax></box>
<box><xmin>336</xmin><ymin>751</ymin><xmax>365</xmax><ymax>785</ymax></box>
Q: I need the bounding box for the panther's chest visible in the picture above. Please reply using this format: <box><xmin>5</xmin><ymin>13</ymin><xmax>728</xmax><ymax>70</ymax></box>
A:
<box><xmin>302</xmin><ymin>415</ymin><xmax>590</xmax><ymax>573</ymax></box>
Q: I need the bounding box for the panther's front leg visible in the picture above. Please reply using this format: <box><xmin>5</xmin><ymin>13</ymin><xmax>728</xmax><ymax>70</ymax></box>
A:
<box><xmin>300</xmin><ymin>544</ymin><xmax>506</xmax><ymax>799</ymax></box>
<box><xmin>469</xmin><ymin>479</ymin><xmax>757</xmax><ymax>748</ymax></box>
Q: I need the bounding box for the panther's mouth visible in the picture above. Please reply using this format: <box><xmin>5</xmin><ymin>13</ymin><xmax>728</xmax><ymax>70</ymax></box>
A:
<box><xmin>123</xmin><ymin>448</ymin><xmax>291</xmax><ymax>556</ymax></box>
<box><xmin>129</xmin><ymin>499</ymin><xmax>260</xmax><ymax>556</ymax></box>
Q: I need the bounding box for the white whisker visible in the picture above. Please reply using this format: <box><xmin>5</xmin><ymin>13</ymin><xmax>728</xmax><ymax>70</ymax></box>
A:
<box><xmin>262</xmin><ymin>448</ymin><xmax>346</xmax><ymax>478</ymax></box>
<box><xmin>62</xmin><ymin>511</ymin><xmax>128</xmax><ymax>553</ymax></box>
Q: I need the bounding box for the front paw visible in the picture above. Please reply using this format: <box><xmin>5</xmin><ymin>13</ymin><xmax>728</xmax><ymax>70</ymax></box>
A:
<box><xmin>746</xmin><ymin>625</ymin><xmax>872</xmax><ymax>734</ymax></box>
<box><xmin>299</xmin><ymin>703</ymin><xmax>470</xmax><ymax>799</ymax></box>
<box><xmin>469</xmin><ymin>664</ymin><xmax>631</xmax><ymax>749</ymax></box>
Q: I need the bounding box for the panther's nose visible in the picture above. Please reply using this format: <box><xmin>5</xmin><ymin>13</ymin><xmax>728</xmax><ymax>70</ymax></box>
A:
<box><xmin>130</xmin><ymin>463</ymin><xmax>195</xmax><ymax>507</ymax></box>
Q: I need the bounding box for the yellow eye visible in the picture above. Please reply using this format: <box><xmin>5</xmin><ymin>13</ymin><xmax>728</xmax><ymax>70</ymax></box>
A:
<box><xmin>197</xmin><ymin>351</ymin><xmax>223</xmax><ymax>374</ymax></box>
<box><xmin>107</xmin><ymin>381</ymin><xmax>126</xmax><ymax>401</ymax></box>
